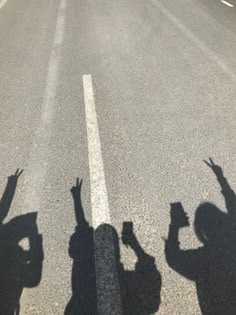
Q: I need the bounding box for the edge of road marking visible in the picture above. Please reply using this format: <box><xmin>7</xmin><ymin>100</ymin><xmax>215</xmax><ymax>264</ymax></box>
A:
<box><xmin>151</xmin><ymin>0</ymin><xmax>236</xmax><ymax>82</ymax></box>
<box><xmin>220</xmin><ymin>0</ymin><xmax>234</xmax><ymax>7</ymax></box>
<box><xmin>83</xmin><ymin>74</ymin><xmax>111</xmax><ymax>229</ymax></box>
<box><xmin>83</xmin><ymin>74</ymin><xmax>123</xmax><ymax>314</ymax></box>
<box><xmin>0</xmin><ymin>0</ymin><xmax>8</xmax><ymax>10</ymax></box>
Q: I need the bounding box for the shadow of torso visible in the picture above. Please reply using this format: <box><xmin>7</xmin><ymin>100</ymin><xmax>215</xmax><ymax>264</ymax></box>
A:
<box><xmin>194</xmin><ymin>232</ymin><xmax>236</xmax><ymax>314</ymax></box>
<box><xmin>0</xmin><ymin>215</ymin><xmax>43</xmax><ymax>315</ymax></box>
<box><xmin>119</xmin><ymin>257</ymin><xmax>161</xmax><ymax>315</ymax></box>
<box><xmin>65</xmin><ymin>223</ymin><xmax>97</xmax><ymax>315</ymax></box>
<box><xmin>167</xmin><ymin>204</ymin><xmax>236</xmax><ymax>315</ymax></box>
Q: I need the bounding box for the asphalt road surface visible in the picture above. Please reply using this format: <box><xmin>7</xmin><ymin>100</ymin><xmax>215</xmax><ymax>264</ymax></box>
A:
<box><xmin>0</xmin><ymin>0</ymin><xmax>236</xmax><ymax>314</ymax></box>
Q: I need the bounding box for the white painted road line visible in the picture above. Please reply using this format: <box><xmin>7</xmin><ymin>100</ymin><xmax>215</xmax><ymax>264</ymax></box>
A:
<box><xmin>151</xmin><ymin>0</ymin><xmax>236</xmax><ymax>82</ymax></box>
<box><xmin>0</xmin><ymin>0</ymin><xmax>8</xmax><ymax>10</ymax></box>
<box><xmin>221</xmin><ymin>0</ymin><xmax>234</xmax><ymax>7</ymax></box>
<box><xmin>24</xmin><ymin>0</ymin><xmax>66</xmax><ymax>214</ymax></box>
<box><xmin>21</xmin><ymin>0</ymin><xmax>67</xmax><ymax>310</ymax></box>
<box><xmin>22</xmin><ymin>1</ymin><xmax>67</xmax><ymax>308</ymax></box>
<box><xmin>83</xmin><ymin>75</ymin><xmax>112</xmax><ymax>229</ymax></box>
<box><xmin>83</xmin><ymin>74</ymin><xmax>123</xmax><ymax>314</ymax></box>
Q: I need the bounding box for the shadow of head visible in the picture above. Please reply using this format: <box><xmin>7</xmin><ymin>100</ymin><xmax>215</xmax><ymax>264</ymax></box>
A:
<box><xmin>94</xmin><ymin>223</ymin><xmax>121</xmax><ymax>262</ymax></box>
<box><xmin>194</xmin><ymin>202</ymin><xmax>230</xmax><ymax>246</ymax></box>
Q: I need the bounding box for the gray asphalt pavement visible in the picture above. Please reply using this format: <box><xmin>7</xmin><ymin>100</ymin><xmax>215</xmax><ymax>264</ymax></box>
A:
<box><xmin>0</xmin><ymin>0</ymin><xmax>236</xmax><ymax>314</ymax></box>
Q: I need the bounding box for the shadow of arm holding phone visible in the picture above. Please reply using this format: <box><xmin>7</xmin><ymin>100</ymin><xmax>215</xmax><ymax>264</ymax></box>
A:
<box><xmin>165</xmin><ymin>159</ymin><xmax>236</xmax><ymax>315</ymax></box>
<box><xmin>165</xmin><ymin>202</ymin><xmax>200</xmax><ymax>281</ymax></box>
<box><xmin>120</xmin><ymin>222</ymin><xmax>162</xmax><ymax>315</ymax></box>
<box><xmin>66</xmin><ymin>178</ymin><xmax>162</xmax><ymax>314</ymax></box>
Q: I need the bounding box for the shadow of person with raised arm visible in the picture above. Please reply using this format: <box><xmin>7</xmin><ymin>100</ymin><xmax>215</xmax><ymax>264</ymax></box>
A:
<box><xmin>0</xmin><ymin>170</ymin><xmax>44</xmax><ymax>315</ymax></box>
<box><xmin>118</xmin><ymin>222</ymin><xmax>161</xmax><ymax>314</ymax></box>
<box><xmin>65</xmin><ymin>178</ymin><xmax>97</xmax><ymax>314</ymax></box>
<box><xmin>65</xmin><ymin>179</ymin><xmax>161</xmax><ymax>314</ymax></box>
<box><xmin>165</xmin><ymin>158</ymin><xmax>236</xmax><ymax>315</ymax></box>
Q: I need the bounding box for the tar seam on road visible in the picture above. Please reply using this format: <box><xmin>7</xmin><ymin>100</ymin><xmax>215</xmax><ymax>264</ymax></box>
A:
<box><xmin>83</xmin><ymin>74</ymin><xmax>123</xmax><ymax>315</ymax></box>
<box><xmin>151</xmin><ymin>0</ymin><xmax>236</xmax><ymax>82</ymax></box>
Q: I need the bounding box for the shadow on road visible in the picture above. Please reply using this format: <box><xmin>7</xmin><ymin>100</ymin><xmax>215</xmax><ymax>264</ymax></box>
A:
<box><xmin>165</xmin><ymin>158</ymin><xmax>236</xmax><ymax>315</ymax></box>
<box><xmin>0</xmin><ymin>170</ymin><xmax>43</xmax><ymax>315</ymax></box>
<box><xmin>65</xmin><ymin>178</ymin><xmax>161</xmax><ymax>314</ymax></box>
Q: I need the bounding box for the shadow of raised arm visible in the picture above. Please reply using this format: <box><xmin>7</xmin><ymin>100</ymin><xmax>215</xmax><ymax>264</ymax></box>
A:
<box><xmin>0</xmin><ymin>169</ymin><xmax>23</xmax><ymax>224</ymax></box>
<box><xmin>204</xmin><ymin>158</ymin><xmax>236</xmax><ymax>219</ymax></box>
<box><xmin>165</xmin><ymin>202</ymin><xmax>200</xmax><ymax>281</ymax></box>
<box><xmin>71</xmin><ymin>178</ymin><xmax>87</xmax><ymax>227</ymax></box>
<box><xmin>121</xmin><ymin>222</ymin><xmax>162</xmax><ymax>314</ymax></box>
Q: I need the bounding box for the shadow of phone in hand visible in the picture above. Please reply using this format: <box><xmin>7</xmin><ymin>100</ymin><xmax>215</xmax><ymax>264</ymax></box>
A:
<box><xmin>119</xmin><ymin>222</ymin><xmax>162</xmax><ymax>315</ymax></box>
<box><xmin>166</xmin><ymin>160</ymin><xmax>236</xmax><ymax>315</ymax></box>
<box><xmin>65</xmin><ymin>179</ymin><xmax>162</xmax><ymax>314</ymax></box>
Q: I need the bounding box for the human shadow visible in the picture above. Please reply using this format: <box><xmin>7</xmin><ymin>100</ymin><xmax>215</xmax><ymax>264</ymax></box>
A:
<box><xmin>65</xmin><ymin>179</ymin><xmax>161</xmax><ymax>314</ymax></box>
<box><xmin>165</xmin><ymin>158</ymin><xmax>236</xmax><ymax>315</ymax></box>
<box><xmin>65</xmin><ymin>179</ymin><xmax>97</xmax><ymax>314</ymax></box>
<box><xmin>0</xmin><ymin>170</ymin><xmax>43</xmax><ymax>315</ymax></box>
